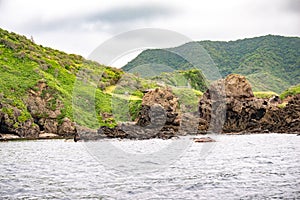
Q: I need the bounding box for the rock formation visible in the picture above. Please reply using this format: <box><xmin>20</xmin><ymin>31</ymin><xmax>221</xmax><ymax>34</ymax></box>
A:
<box><xmin>198</xmin><ymin>74</ymin><xmax>300</xmax><ymax>134</ymax></box>
<box><xmin>0</xmin><ymin>81</ymin><xmax>77</xmax><ymax>139</ymax></box>
<box><xmin>95</xmin><ymin>87</ymin><xmax>182</xmax><ymax>140</ymax></box>
<box><xmin>260</xmin><ymin>94</ymin><xmax>300</xmax><ymax>133</ymax></box>
<box><xmin>0</xmin><ymin>102</ymin><xmax>40</xmax><ymax>138</ymax></box>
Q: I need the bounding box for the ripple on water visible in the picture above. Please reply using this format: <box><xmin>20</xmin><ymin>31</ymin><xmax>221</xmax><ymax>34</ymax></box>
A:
<box><xmin>0</xmin><ymin>134</ymin><xmax>299</xmax><ymax>199</ymax></box>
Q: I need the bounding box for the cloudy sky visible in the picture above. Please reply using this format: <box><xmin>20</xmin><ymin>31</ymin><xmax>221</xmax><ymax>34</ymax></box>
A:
<box><xmin>0</xmin><ymin>0</ymin><xmax>299</xmax><ymax>64</ymax></box>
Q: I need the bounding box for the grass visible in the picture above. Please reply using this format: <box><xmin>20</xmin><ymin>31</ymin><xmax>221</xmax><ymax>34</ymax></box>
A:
<box><xmin>253</xmin><ymin>91</ymin><xmax>278</xmax><ymax>99</ymax></box>
<box><xmin>172</xmin><ymin>87</ymin><xmax>203</xmax><ymax>113</ymax></box>
<box><xmin>280</xmin><ymin>84</ymin><xmax>300</xmax><ymax>100</ymax></box>
<box><xmin>0</xmin><ymin>27</ymin><xmax>125</xmax><ymax>129</ymax></box>
<box><xmin>151</xmin><ymin>69</ymin><xmax>208</xmax><ymax>92</ymax></box>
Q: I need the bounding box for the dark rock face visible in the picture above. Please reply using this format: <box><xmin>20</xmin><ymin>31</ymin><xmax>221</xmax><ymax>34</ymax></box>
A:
<box><xmin>26</xmin><ymin>81</ymin><xmax>77</xmax><ymax>137</ymax></box>
<box><xmin>260</xmin><ymin>94</ymin><xmax>300</xmax><ymax>133</ymax></box>
<box><xmin>97</xmin><ymin>88</ymin><xmax>181</xmax><ymax>139</ymax></box>
<box><xmin>0</xmin><ymin>102</ymin><xmax>40</xmax><ymax>138</ymax></box>
<box><xmin>57</xmin><ymin>118</ymin><xmax>77</xmax><ymax>136</ymax></box>
<box><xmin>0</xmin><ymin>81</ymin><xmax>77</xmax><ymax>139</ymax></box>
<box><xmin>199</xmin><ymin>74</ymin><xmax>300</xmax><ymax>134</ymax></box>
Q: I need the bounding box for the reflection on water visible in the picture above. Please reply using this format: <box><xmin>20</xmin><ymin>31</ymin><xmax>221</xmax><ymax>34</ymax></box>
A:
<box><xmin>0</xmin><ymin>134</ymin><xmax>299</xmax><ymax>199</ymax></box>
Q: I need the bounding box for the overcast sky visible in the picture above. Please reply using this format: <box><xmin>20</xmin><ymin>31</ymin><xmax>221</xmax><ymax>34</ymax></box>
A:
<box><xmin>0</xmin><ymin>0</ymin><xmax>299</xmax><ymax>63</ymax></box>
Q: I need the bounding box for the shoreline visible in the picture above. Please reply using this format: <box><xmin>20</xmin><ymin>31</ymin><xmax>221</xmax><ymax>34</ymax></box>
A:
<box><xmin>1</xmin><ymin>132</ymin><xmax>299</xmax><ymax>142</ymax></box>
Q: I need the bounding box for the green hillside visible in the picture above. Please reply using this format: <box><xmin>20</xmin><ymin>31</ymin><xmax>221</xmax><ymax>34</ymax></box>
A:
<box><xmin>0</xmin><ymin>28</ymin><xmax>148</xmax><ymax>135</ymax></box>
<box><xmin>151</xmin><ymin>69</ymin><xmax>207</xmax><ymax>92</ymax></box>
<box><xmin>123</xmin><ymin>35</ymin><xmax>300</xmax><ymax>93</ymax></box>
<box><xmin>280</xmin><ymin>84</ymin><xmax>300</xmax><ymax>99</ymax></box>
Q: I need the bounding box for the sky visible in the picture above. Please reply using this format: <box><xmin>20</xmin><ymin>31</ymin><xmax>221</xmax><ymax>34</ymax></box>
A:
<box><xmin>0</xmin><ymin>0</ymin><xmax>299</xmax><ymax>67</ymax></box>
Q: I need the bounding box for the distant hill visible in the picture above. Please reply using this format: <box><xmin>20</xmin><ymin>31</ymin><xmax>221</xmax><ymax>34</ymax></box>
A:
<box><xmin>122</xmin><ymin>35</ymin><xmax>300</xmax><ymax>93</ymax></box>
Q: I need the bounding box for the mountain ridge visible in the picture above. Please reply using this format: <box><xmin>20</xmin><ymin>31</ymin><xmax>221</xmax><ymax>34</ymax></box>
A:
<box><xmin>123</xmin><ymin>35</ymin><xmax>300</xmax><ymax>93</ymax></box>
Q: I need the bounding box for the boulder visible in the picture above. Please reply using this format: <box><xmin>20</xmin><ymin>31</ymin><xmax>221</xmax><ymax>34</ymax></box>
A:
<box><xmin>44</xmin><ymin>119</ymin><xmax>58</xmax><ymax>134</ymax></box>
<box><xmin>38</xmin><ymin>132</ymin><xmax>60</xmax><ymax>139</ymax></box>
<box><xmin>57</xmin><ymin>118</ymin><xmax>77</xmax><ymax>136</ymax></box>
<box><xmin>193</xmin><ymin>137</ymin><xmax>216</xmax><ymax>143</ymax></box>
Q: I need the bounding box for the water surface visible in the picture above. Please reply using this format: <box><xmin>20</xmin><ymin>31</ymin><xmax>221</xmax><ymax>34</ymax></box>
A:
<box><xmin>0</xmin><ymin>134</ymin><xmax>299</xmax><ymax>199</ymax></box>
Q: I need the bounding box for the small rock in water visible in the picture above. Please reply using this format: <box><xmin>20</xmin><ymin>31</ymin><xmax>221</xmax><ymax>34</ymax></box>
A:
<box><xmin>193</xmin><ymin>137</ymin><xmax>216</xmax><ymax>143</ymax></box>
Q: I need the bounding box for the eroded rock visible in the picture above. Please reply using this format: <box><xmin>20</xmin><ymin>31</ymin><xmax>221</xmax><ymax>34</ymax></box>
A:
<box><xmin>0</xmin><ymin>102</ymin><xmax>39</xmax><ymax>138</ymax></box>
<box><xmin>199</xmin><ymin>74</ymin><xmax>300</xmax><ymax>134</ymax></box>
<box><xmin>98</xmin><ymin>87</ymin><xmax>181</xmax><ymax>139</ymax></box>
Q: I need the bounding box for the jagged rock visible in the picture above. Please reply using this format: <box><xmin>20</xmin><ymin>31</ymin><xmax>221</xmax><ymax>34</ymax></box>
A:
<box><xmin>98</xmin><ymin>126</ymin><xmax>128</xmax><ymax>139</ymax></box>
<box><xmin>57</xmin><ymin>117</ymin><xmax>76</xmax><ymax>136</ymax></box>
<box><xmin>199</xmin><ymin>74</ymin><xmax>300</xmax><ymax>134</ymax></box>
<box><xmin>98</xmin><ymin>88</ymin><xmax>181</xmax><ymax>139</ymax></box>
<box><xmin>26</xmin><ymin>81</ymin><xmax>64</xmax><ymax>119</ymax></box>
<box><xmin>224</xmin><ymin>74</ymin><xmax>254</xmax><ymax>98</ymax></box>
<box><xmin>118</xmin><ymin>104</ymin><xmax>169</xmax><ymax>139</ymax></box>
<box><xmin>260</xmin><ymin>94</ymin><xmax>300</xmax><ymax>133</ymax></box>
<box><xmin>44</xmin><ymin>119</ymin><xmax>58</xmax><ymax>134</ymax></box>
<box><xmin>75</xmin><ymin>125</ymin><xmax>99</xmax><ymax>141</ymax></box>
<box><xmin>199</xmin><ymin>74</ymin><xmax>269</xmax><ymax>133</ymax></box>
<box><xmin>179</xmin><ymin>112</ymin><xmax>199</xmax><ymax>135</ymax></box>
<box><xmin>0</xmin><ymin>102</ymin><xmax>40</xmax><ymax>138</ymax></box>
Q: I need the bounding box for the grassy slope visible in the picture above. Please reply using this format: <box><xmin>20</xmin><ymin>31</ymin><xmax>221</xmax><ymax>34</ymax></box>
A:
<box><xmin>0</xmin><ymin>28</ymin><xmax>147</xmax><ymax>129</ymax></box>
<box><xmin>280</xmin><ymin>84</ymin><xmax>300</xmax><ymax>99</ymax></box>
<box><xmin>123</xmin><ymin>35</ymin><xmax>300</xmax><ymax>93</ymax></box>
<box><xmin>150</xmin><ymin>69</ymin><xmax>208</xmax><ymax>92</ymax></box>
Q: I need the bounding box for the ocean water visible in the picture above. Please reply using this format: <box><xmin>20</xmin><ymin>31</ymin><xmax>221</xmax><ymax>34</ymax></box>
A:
<box><xmin>0</xmin><ymin>134</ymin><xmax>299</xmax><ymax>199</ymax></box>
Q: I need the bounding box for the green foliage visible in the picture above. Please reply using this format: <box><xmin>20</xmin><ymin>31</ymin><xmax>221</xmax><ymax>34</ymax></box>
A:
<box><xmin>1</xmin><ymin>107</ymin><xmax>14</xmax><ymax>117</ymax></box>
<box><xmin>277</xmin><ymin>103</ymin><xmax>287</xmax><ymax>109</ymax></box>
<box><xmin>280</xmin><ymin>84</ymin><xmax>300</xmax><ymax>99</ymax></box>
<box><xmin>151</xmin><ymin>69</ymin><xmax>208</xmax><ymax>92</ymax></box>
<box><xmin>172</xmin><ymin>87</ymin><xmax>203</xmax><ymax>112</ymax></box>
<box><xmin>246</xmin><ymin>72</ymin><xmax>290</xmax><ymax>93</ymax></box>
<box><xmin>17</xmin><ymin>112</ymin><xmax>31</xmax><ymax>123</ymax></box>
<box><xmin>0</xmin><ymin>27</ymin><xmax>126</xmax><ymax>129</ymax></box>
<box><xmin>123</xmin><ymin>35</ymin><xmax>300</xmax><ymax>93</ymax></box>
<box><xmin>253</xmin><ymin>91</ymin><xmax>278</xmax><ymax>99</ymax></box>
<box><xmin>123</xmin><ymin>49</ymin><xmax>193</xmax><ymax>73</ymax></box>
<box><xmin>129</xmin><ymin>99</ymin><xmax>142</xmax><ymax>121</ymax></box>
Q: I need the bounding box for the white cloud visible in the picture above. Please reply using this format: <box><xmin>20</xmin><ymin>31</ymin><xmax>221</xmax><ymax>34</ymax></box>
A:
<box><xmin>0</xmin><ymin>0</ymin><xmax>299</xmax><ymax>59</ymax></box>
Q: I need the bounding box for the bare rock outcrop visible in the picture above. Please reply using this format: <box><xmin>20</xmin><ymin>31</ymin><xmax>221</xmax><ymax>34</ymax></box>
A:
<box><xmin>0</xmin><ymin>102</ymin><xmax>40</xmax><ymax>138</ymax></box>
<box><xmin>199</xmin><ymin>74</ymin><xmax>300</xmax><ymax>133</ymax></box>
<box><xmin>0</xmin><ymin>81</ymin><xmax>77</xmax><ymax>139</ymax></box>
<box><xmin>26</xmin><ymin>81</ymin><xmax>76</xmax><ymax>137</ymax></box>
<box><xmin>97</xmin><ymin>87</ymin><xmax>181</xmax><ymax>139</ymax></box>
<box><xmin>260</xmin><ymin>94</ymin><xmax>300</xmax><ymax>133</ymax></box>
<box><xmin>57</xmin><ymin>118</ymin><xmax>77</xmax><ymax>136</ymax></box>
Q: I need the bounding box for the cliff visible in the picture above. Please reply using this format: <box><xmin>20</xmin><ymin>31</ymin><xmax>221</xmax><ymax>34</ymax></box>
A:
<box><xmin>198</xmin><ymin>74</ymin><xmax>300</xmax><ymax>134</ymax></box>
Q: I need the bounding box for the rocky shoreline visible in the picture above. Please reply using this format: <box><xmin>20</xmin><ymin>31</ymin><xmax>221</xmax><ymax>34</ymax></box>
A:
<box><xmin>76</xmin><ymin>74</ymin><xmax>300</xmax><ymax>141</ymax></box>
<box><xmin>1</xmin><ymin>74</ymin><xmax>299</xmax><ymax>142</ymax></box>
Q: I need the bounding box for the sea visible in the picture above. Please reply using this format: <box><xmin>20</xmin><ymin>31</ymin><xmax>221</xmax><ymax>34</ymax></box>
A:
<box><xmin>0</xmin><ymin>134</ymin><xmax>299</xmax><ymax>199</ymax></box>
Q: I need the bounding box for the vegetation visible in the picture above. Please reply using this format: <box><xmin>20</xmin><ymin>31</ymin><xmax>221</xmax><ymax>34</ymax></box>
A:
<box><xmin>1</xmin><ymin>27</ymin><xmax>299</xmax><ymax>133</ymax></box>
<box><xmin>280</xmin><ymin>84</ymin><xmax>300</xmax><ymax>100</ymax></box>
<box><xmin>123</xmin><ymin>35</ymin><xmax>300</xmax><ymax>93</ymax></box>
<box><xmin>253</xmin><ymin>91</ymin><xmax>278</xmax><ymax>99</ymax></box>
<box><xmin>172</xmin><ymin>88</ymin><xmax>203</xmax><ymax>113</ymax></box>
<box><xmin>151</xmin><ymin>69</ymin><xmax>208</xmax><ymax>92</ymax></box>
<box><xmin>0</xmin><ymin>28</ymin><xmax>146</xmax><ymax>129</ymax></box>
